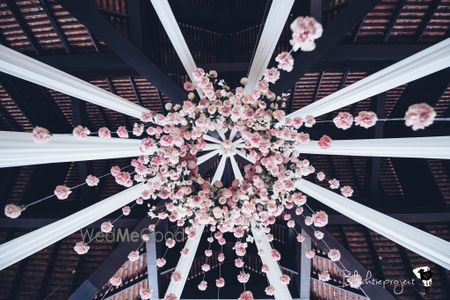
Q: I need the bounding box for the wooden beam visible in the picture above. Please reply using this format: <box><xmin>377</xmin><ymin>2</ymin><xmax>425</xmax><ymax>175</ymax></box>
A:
<box><xmin>58</xmin><ymin>0</ymin><xmax>185</xmax><ymax>103</ymax></box>
<box><xmin>30</xmin><ymin>45</ymin><xmax>431</xmax><ymax>76</ymax></box>
<box><xmin>290</xmin><ymin>211</ymin><xmax>396</xmax><ymax>300</ymax></box>
<box><xmin>0</xmin><ymin>75</ymin><xmax>71</xmax><ymax>133</ymax></box>
<box><xmin>69</xmin><ymin>216</ymin><xmax>159</xmax><ymax>300</ymax></box>
<box><xmin>38</xmin><ymin>0</ymin><xmax>71</xmax><ymax>53</ymax></box>
<box><xmin>272</xmin><ymin>0</ymin><xmax>378</xmax><ymax>94</ymax></box>
<box><xmin>5</xmin><ymin>0</ymin><xmax>40</xmax><ymax>55</ymax></box>
<box><xmin>297</xmin><ymin>229</ymin><xmax>311</xmax><ymax>299</ymax></box>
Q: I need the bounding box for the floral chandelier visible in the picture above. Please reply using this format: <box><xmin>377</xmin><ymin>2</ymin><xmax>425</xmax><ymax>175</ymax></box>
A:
<box><xmin>1</xmin><ymin>7</ymin><xmax>448</xmax><ymax>300</ymax></box>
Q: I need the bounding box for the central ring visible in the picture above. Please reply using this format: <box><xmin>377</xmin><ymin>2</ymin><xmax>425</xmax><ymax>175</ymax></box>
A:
<box><xmin>219</xmin><ymin>139</ymin><xmax>236</xmax><ymax>157</ymax></box>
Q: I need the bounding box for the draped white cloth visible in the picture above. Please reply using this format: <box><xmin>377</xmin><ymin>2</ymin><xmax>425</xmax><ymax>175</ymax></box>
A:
<box><xmin>295</xmin><ymin>180</ymin><xmax>450</xmax><ymax>269</ymax></box>
<box><xmin>244</xmin><ymin>0</ymin><xmax>295</xmax><ymax>94</ymax></box>
<box><xmin>164</xmin><ymin>225</ymin><xmax>205</xmax><ymax>298</ymax></box>
<box><xmin>251</xmin><ymin>223</ymin><xmax>293</xmax><ymax>300</ymax></box>
<box><xmin>150</xmin><ymin>0</ymin><xmax>203</xmax><ymax>96</ymax></box>
<box><xmin>287</xmin><ymin>38</ymin><xmax>450</xmax><ymax>119</ymax></box>
<box><xmin>0</xmin><ymin>44</ymin><xmax>149</xmax><ymax>119</ymax></box>
<box><xmin>0</xmin><ymin>131</ymin><xmax>142</xmax><ymax>168</ymax></box>
<box><xmin>296</xmin><ymin>136</ymin><xmax>450</xmax><ymax>160</ymax></box>
<box><xmin>0</xmin><ymin>183</ymin><xmax>147</xmax><ymax>270</ymax></box>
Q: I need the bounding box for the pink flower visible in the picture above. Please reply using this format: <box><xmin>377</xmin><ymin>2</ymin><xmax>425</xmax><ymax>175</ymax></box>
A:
<box><xmin>73</xmin><ymin>125</ymin><xmax>90</xmax><ymax>139</ymax></box>
<box><xmin>261</xmin><ymin>264</ymin><xmax>269</xmax><ymax>273</ymax></box>
<box><xmin>340</xmin><ymin>186</ymin><xmax>354</xmax><ymax>197</ymax></box>
<box><xmin>347</xmin><ymin>273</ymin><xmax>363</xmax><ymax>289</ymax></box>
<box><xmin>205</xmin><ymin>249</ymin><xmax>213</xmax><ymax>257</ymax></box>
<box><xmin>32</xmin><ymin>126</ymin><xmax>52</xmax><ymax>144</ymax></box>
<box><xmin>304</xmin><ymin>216</ymin><xmax>313</xmax><ymax>226</ymax></box>
<box><xmin>271</xmin><ymin>249</ymin><xmax>281</xmax><ymax>261</ymax></box>
<box><xmin>198</xmin><ymin>280</ymin><xmax>207</xmax><ymax>291</ymax></box>
<box><xmin>333</xmin><ymin>112</ymin><xmax>354</xmax><ymax>130</ymax></box>
<box><xmin>290</xmin><ymin>16</ymin><xmax>322</xmax><ymax>52</ymax></box>
<box><xmin>201</xmin><ymin>264</ymin><xmax>210</xmax><ymax>272</ymax></box>
<box><xmin>354</xmin><ymin>111</ymin><xmax>378</xmax><ymax>129</ymax></box>
<box><xmin>141</xmin><ymin>111</ymin><xmax>154</xmax><ymax>123</ymax></box>
<box><xmin>183</xmin><ymin>81</ymin><xmax>196</xmax><ymax>91</ymax></box>
<box><xmin>215</xmin><ymin>277</ymin><xmax>225</xmax><ymax>288</ymax></box>
<box><xmin>54</xmin><ymin>185</ymin><xmax>72</xmax><ymax>200</ymax></box>
<box><xmin>235</xmin><ymin>258</ymin><xmax>244</xmax><ymax>268</ymax></box>
<box><xmin>101</xmin><ymin>221</ymin><xmax>113</xmax><ymax>233</ymax></box>
<box><xmin>265</xmin><ymin>285</ymin><xmax>275</xmax><ymax>296</ymax></box>
<box><xmin>305</xmin><ymin>249</ymin><xmax>315</xmax><ymax>259</ymax></box>
<box><xmin>328</xmin><ymin>249</ymin><xmax>341</xmax><ymax>262</ymax></box>
<box><xmin>298</xmin><ymin>132</ymin><xmax>310</xmax><ymax>144</ymax></box>
<box><xmin>139</xmin><ymin>288</ymin><xmax>153</xmax><ymax>299</ymax></box>
<box><xmin>109</xmin><ymin>269</ymin><xmax>123</xmax><ymax>287</ymax></box>
<box><xmin>192</xmin><ymin>68</ymin><xmax>205</xmax><ymax>82</ymax></box>
<box><xmin>275</xmin><ymin>52</ymin><xmax>294</xmax><ymax>72</ymax></box>
<box><xmin>218</xmin><ymin>252</ymin><xmax>225</xmax><ymax>262</ymax></box>
<box><xmin>318</xmin><ymin>135</ymin><xmax>332</xmax><ymax>149</ymax></box>
<box><xmin>116</xmin><ymin>126</ymin><xmax>129</xmax><ymax>138</ymax></box>
<box><xmin>166</xmin><ymin>238</ymin><xmax>175</xmax><ymax>248</ymax></box>
<box><xmin>328</xmin><ymin>178</ymin><xmax>340</xmax><ymax>189</ymax></box>
<box><xmin>164</xmin><ymin>293</ymin><xmax>177</xmax><ymax>300</ymax></box>
<box><xmin>133</xmin><ymin>123</ymin><xmax>144</xmax><ymax>136</ymax></box>
<box><xmin>4</xmin><ymin>204</ymin><xmax>22</xmax><ymax>219</ymax></box>
<box><xmin>264</xmin><ymin>67</ymin><xmax>280</xmax><ymax>83</ymax></box>
<box><xmin>74</xmin><ymin>241</ymin><xmax>90</xmax><ymax>255</ymax></box>
<box><xmin>98</xmin><ymin>127</ymin><xmax>111</xmax><ymax>139</ymax></box>
<box><xmin>304</xmin><ymin>115</ymin><xmax>316</xmax><ymax>127</ymax></box>
<box><xmin>156</xmin><ymin>258</ymin><xmax>166</xmax><ymax>267</ymax></box>
<box><xmin>273</xmin><ymin>110</ymin><xmax>286</xmax><ymax>121</ymax></box>
<box><xmin>312</xmin><ymin>210</ymin><xmax>328</xmax><ymax>227</ymax></box>
<box><xmin>296</xmin><ymin>234</ymin><xmax>305</xmax><ymax>243</ymax></box>
<box><xmin>128</xmin><ymin>250</ymin><xmax>140</xmax><ymax>262</ymax></box>
<box><xmin>238</xmin><ymin>291</ymin><xmax>254</xmax><ymax>300</ymax></box>
<box><xmin>237</xmin><ymin>271</ymin><xmax>250</xmax><ymax>283</ymax></box>
<box><xmin>85</xmin><ymin>175</ymin><xmax>99</xmax><ymax>187</ymax></box>
<box><xmin>404</xmin><ymin>103</ymin><xmax>436</xmax><ymax>131</ymax></box>
<box><xmin>316</xmin><ymin>171</ymin><xmax>325</xmax><ymax>181</ymax></box>
<box><xmin>122</xmin><ymin>206</ymin><xmax>131</xmax><ymax>216</ymax></box>
<box><xmin>318</xmin><ymin>272</ymin><xmax>331</xmax><ymax>282</ymax></box>
<box><xmin>171</xmin><ymin>271</ymin><xmax>182</xmax><ymax>282</ymax></box>
<box><xmin>314</xmin><ymin>231</ymin><xmax>324</xmax><ymax>240</ymax></box>
<box><xmin>280</xmin><ymin>274</ymin><xmax>291</xmax><ymax>284</ymax></box>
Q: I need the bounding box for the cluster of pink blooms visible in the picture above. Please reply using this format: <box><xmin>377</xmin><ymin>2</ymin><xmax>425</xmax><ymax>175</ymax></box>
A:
<box><xmin>404</xmin><ymin>102</ymin><xmax>436</xmax><ymax>131</ymax></box>
<box><xmin>333</xmin><ymin>111</ymin><xmax>378</xmax><ymax>130</ymax></box>
<box><xmin>290</xmin><ymin>16</ymin><xmax>323</xmax><ymax>52</ymax></box>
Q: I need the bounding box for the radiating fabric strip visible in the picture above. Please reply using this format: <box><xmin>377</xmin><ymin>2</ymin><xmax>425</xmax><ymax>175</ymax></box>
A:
<box><xmin>164</xmin><ymin>225</ymin><xmax>205</xmax><ymax>298</ymax></box>
<box><xmin>295</xmin><ymin>136</ymin><xmax>450</xmax><ymax>160</ymax></box>
<box><xmin>287</xmin><ymin>38</ymin><xmax>450</xmax><ymax>119</ymax></box>
<box><xmin>150</xmin><ymin>0</ymin><xmax>203</xmax><ymax>96</ymax></box>
<box><xmin>295</xmin><ymin>179</ymin><xmax>450</xmax><ymax>269</ymax></box>
<box><xmin>0</xmin><ymin>45</ymin><xmax>149</xmax><ymax>119</ymax></box>
<box><xmin>251</xmin><ymin>222</ymin><xmax>294</xmax><ymax>300</ymax></box>
<box><xmin>0</xmin><ymin>131</ymin><xmax>142</xmax><ymax>168</ymax></box>
<box><xmin>244</xmin><ymin>0</ymin><xmax>295</xmax><ymax>94</ymax></box>
<box><xmin>0</xmin><ymin>183</ymin><xmax>147</xmax><ymax>270</ymax></box>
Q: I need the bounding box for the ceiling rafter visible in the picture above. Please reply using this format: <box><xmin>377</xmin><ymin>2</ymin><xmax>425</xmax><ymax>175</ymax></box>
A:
<box><xmin>58</xmin><ymin>0</ymin><xmax>185</xmax><ymax>104</ymax></box>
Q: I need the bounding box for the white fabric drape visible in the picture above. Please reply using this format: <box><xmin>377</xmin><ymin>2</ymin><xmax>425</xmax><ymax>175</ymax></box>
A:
<box><xmin>296</xmin><ymin>136</ymin><xmax>450</xmax><ymax>160</ymax></box>
<box><xmin>287</xmin><ymin>38</ymin><xmax>450</xmax><ymax>119</ymax></box>
<box><xmin>164</xmin><ymin>225</ymin><xmax>205</xmax><ymax>298</ymax></box>
<box><xmin>0</xmin><ymin>183</ymin><xmax>147</xmax><ymax>270</ymax></box>
<box><xmin>0</xmin><ymin>44</ymin><xmax>149</xmax><ymax>119</ymax></box>
<box><xmin>150</xmin><ymin>0</ymin><xmax>203</xmax><ymax>96</ymax></box>
<box><xmin>251</xmin><ymin>223</ymin><xmax>293</xmax><ymax>300</ymax></box>
<box><xmin>244</xmin><ymin>0</ymin><xmax>295</xmax><ymax>94</ymax></box>
<box><xmin>0</xmin><ymin>131</ymin><xmax>142</xmax><ymax>168</ymax></box>
<box><xmin>295</xmin><ymin>179</ymin><xmax>450</xmax><ymax>269</ymax></box>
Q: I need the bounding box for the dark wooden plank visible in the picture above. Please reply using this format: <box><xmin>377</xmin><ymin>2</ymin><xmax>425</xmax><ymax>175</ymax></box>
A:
<box><xmin>58</xmin><ymin>0</ymin><xmax>185</xmax><ymax>104</ymax></box>
<box><xmin>272</xmin><ymin>0</ymin><xmax>378</xmax><ymax>94</ymax></box>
